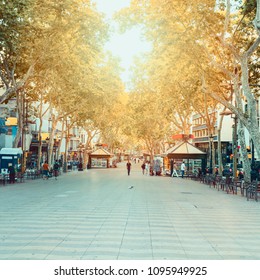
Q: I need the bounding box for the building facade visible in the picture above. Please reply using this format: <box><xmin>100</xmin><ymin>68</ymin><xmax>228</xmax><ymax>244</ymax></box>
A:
<box><xmin>191</xmin><ymin>110</ymin><xmax>233</xmax><ymax>167</ymax></box>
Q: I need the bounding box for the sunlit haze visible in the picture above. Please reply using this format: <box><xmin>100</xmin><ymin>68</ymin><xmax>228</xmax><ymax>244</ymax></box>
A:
<box><xmin>92</xmin><ymin>0</ymin><xmax>152</xmax><ymax>89</ymax></box>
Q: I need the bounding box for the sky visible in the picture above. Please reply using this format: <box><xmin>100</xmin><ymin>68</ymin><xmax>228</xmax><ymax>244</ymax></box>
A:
<box><xmin>92</xmin><ymin>0</ymin><xmax>152</xmax><ymax>88</ymax></box>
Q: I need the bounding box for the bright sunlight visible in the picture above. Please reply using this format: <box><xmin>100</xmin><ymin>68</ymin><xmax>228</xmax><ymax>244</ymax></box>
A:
<box><xmin>92</xmin><ymin>0</ymin><xmax>152</xmax><ymax>87</ymax></box>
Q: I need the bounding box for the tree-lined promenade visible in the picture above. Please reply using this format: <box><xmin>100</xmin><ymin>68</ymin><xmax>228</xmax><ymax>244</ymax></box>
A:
<box><xmin>0</xmin><ymin>0</ymin><xmax>259</xmax><ymax>182</ymax></box>
<box><xmin>1</xmin><ymin>163</ymin><xmax>260</xmax><ymax>260</ymax></box>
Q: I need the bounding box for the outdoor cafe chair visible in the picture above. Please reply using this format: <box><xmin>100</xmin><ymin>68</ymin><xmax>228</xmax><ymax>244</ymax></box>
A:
<box><xmin>232</xmin><ymin>178</ymin><xmax>243</xmax><ymax>195</ymax></box>
<box><xmin>246</xmin><ymin>180</ymin><xmax>260</xmax><ymax>201</ymax></box>
<box><xmin>16</xmin><ymin>172</ymin><xmax>25</xmax><ymax>183</ymax></box>
<box><xmin>214</xmin><ymin>175</ymin><xmax>222</xmax><ymax>190</ymax></box>
<box><xmin>218</xmin><ymin>176</ymin><xmax>226</xmax><ymax>191</ymax></box>
<box><xmin>0</xmin><ymin>173</ymin><xmax>8</xmax><ymax>186</ymax></box>
<box><xmin>224</xmin><ymin>176</ymin><xmax>234</xmax><ymax>194</ymax></box>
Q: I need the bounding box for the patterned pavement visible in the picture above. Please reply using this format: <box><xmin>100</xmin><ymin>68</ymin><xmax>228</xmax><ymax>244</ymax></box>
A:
<box><xmin>0</xmin><ymin>162</ymin><xmax>260</xmax><ymax>260</ymax></box>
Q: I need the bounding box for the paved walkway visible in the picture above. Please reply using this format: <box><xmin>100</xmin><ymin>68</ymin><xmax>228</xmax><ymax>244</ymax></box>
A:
<box><xmin>0</xmin><ymin>162</ymin><xmax>260</xmax><ymax>260</ymax></box>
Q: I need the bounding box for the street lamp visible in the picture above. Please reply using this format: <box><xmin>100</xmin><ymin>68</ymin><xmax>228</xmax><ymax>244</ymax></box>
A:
<box><xmin>48</xmin><ymin>117</ymin><xmax>52</xmax><ymax>132</ymax></box>
<box><xmin>45</xmin><ymin>137</ymin><xmax>50</xmax><ymax>163</ymax></box>
<box><xmin>22</xmin><ymin>125</ymin><xmax>29</xmax><ymax>173</ymax></box>
<box><xmin>209</xmin><ymin>134</ymin><xmax>214</xmax><ymax>174</ymax></box>
<box><xmin>63</xmin><ymin>117</ymin><xmax>71</xmax><ymax>173</ymax></box>
<box><xmin>251</xmin><ymin>139</ymin><xmax>255</xmax><ymax>166</ymax></box>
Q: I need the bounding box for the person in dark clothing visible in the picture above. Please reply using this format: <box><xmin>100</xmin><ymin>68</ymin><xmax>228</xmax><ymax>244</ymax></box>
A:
<box><xmin>238</xmin><ymin>170</ymin><xmax>244</xmax><ymax>180</ymax></box>
<box><xmin>78</xmin><ymin>161</ymin><xmax>83</xmax><ymax>171</ymax></box>
<box><xmin>8</xmin><ymin>163</ymin><xmax>15</xmax><ymax>184</ymax></box>
<box><xmin>126</xmin><ymin>160</ymin><xmax>131</xmax><ymax>176</ymax></box>
<box><xmin>53</xmin><ymin>161</ymin><xmax>60</xmax><ymax>180</ymax></box>
<box><xmin>198</xmin><ymin>168</ymin><xmax>202</xmax><ymax>178</ymax></box>
<box><xmin>141</xmin><ymin>163</ymin><xmax>145</xmax><ymax>175</ymax></box>
<box><xmin>250</xmin><ymin>168</ymin><xmax>258</xmax><ymax>182</ymax></box>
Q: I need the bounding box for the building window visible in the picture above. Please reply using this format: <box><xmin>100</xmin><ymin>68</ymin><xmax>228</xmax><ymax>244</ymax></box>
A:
<box><xmin>73</xmin><ymin>127</ymin><xmax>77</xmax><ymax>136</ymax></box>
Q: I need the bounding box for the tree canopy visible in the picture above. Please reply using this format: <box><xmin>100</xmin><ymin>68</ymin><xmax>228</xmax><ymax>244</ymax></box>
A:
<box><xmin>0</xmin><ymin>0</ymin><xmax>259</xmax><ymax>167</ymax></box>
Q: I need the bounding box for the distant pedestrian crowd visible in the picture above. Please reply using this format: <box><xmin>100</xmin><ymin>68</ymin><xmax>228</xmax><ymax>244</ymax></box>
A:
<box><xmin>126</xmin><ymin>159</ymin><xmax>162</xmax><ymax>176</ymax></box>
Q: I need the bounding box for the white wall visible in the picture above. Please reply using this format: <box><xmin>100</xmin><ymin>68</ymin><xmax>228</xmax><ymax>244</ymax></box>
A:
<box><xmin>219</xmin><ymin>115</ymin><xmax>233</xmax><ymax>142</ymax></box>
<box><xmin>5</xmin><ymin>135</ymin><xmax>13</xmax><ymax>148</ymax></box>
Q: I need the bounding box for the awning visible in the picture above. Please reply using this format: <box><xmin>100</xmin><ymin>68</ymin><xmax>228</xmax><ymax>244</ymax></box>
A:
<box><xmin>0</xmin><ymin>148</ymin><xmax>23</xmax><ymax>155</ymax></box>
<box><xmin>166</xmin><ymin>141</ymin><xmax>207</xmax><ymax>160</ymax></box>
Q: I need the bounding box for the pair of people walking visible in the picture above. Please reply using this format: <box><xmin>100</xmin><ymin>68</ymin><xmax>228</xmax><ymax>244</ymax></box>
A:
<box><xmin>42</xmin><ymin>160</ymin><xmax>59</xmax><ymax>179</ymax></box>
<box><xmin>171</xmin><ymin>161</ymin><xmax>186</xmax><ymax>178</ymax></box>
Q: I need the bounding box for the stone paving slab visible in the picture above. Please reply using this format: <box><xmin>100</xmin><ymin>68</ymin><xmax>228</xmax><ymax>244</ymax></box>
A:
<box><xmin>0</xmin><ymin>162</ymin><xmax>260</xmax><ymax>260</ymax></box>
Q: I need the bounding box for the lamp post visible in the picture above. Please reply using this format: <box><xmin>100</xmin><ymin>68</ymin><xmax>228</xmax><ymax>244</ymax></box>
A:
<box><xmin>22</xmin><ymin>125</ymin><xmax>29</xmax><ymax>173</ymax></box>
<box><xmin>21</xmin><ymin>92</ymin><xmax>29</xmax><ymax>173</ymax></box>
<box><xmin>232</xmin><ymin>116</ymin><xmax>238</xmax><ymax>178</ymax></box>
<box><xmin>209</xmin><ymin>134</ymin><xmax>214</xmax><ymax>174</ymax></box>
<box><xmin>45</xmin><ymin>137</ymin><xmax>50</xmax><ymax>163</ymax></box>
<box><xmin>63</xmin><ymin>117</ymin><xmax>70</xmax><ymax>173</ymax></box>
<box><xmin>48</xmin><ymin>117</ymin><xmax>52</xmax><ymax>133</ymax></box>
<box><xmin>251</xmin><ymin>139</ymin><xmax>255</xmax><ymax>166</ymax></box>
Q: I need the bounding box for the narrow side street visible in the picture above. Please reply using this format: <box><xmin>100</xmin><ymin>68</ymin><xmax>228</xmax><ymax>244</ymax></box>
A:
<box><xmin>0</xmin><ymin>162</ymin><xmax>260</xmax><ymax>260</ymax></box>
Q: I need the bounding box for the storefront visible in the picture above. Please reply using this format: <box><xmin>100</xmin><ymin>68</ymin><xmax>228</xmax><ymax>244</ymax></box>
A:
<box><xmin>166</xmin><ymin>141</ymin><xmax>207</xmax><ymax>175</ymax></box>
<box><xmin>89</xmin><ymin>148</ymin><xmax>112</xmax><ymax>168</ymax></box>
<box><xmin>0</xmin><ymin>148</ymin><xmax>23</xmax><ymax>172</ymax></box>
<box><xmin>91</xmin><ymin>158</ymin><xmax>108</xmax><ymax>168</ymax></box>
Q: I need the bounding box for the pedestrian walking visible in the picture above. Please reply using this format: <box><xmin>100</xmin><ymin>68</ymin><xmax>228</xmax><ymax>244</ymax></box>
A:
<box><xmin>78</xmin><ymin>161</ymin><xmax>83</xmax><ymax>171</ymax></box>
<box><xmin>126</xmin><ymin>160</ymin><xmax>131</xmax><ymax>176</ymax></box>
<box><xmin>180</xmin><ymin>161</ymin><xmax>186</xmax><ymax>178</ymax></box>
<box><xmin>145</xmin><ymin>161</ymin><xmax>150</xmax><ymax>175</ymax></box>
<box><xmin>150</xmin><ymin>165</ymin><xmax>154</xmax><ymax>176</ymax></box>
<box><xmin>198</xmin><ymin>168</ymin><xmax>202</xmax><ymax>179</ymax></box>
<box><xmin>171</xmin><ymin>161</ymin><xmax>178</xmax><ymax>177</ymax></box>
<box><xmin>53</xmin><ymin>160</ymin><xmax>60</xmax><ymax>180</ymax></box>
<box><xmin>141</xmin><ymin>162</ymin><xmax>145</xmax><ymax>174</ymax></box>
<box><xmin>8</xmin><ymin>163</ymin><xmax>15</xmax><ymax>184</ymax></box>
<box><xmin>42</xmin><ymin>161</ymin><xmax>49</xmax><ymax>179</ymax></box>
